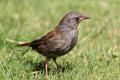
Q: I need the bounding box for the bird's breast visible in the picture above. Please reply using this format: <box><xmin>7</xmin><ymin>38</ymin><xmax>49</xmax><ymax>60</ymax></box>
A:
<box><xmin>60</xmin><ymin>29</ymin><xmax>78</xmax><ymax>53</ymax></box>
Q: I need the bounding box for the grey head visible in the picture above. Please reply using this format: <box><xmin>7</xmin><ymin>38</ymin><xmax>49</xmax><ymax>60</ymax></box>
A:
<box><xmin>57</xmin><ymin>12</ymin><xmax>90</xmax><ymax>30</ymax></box>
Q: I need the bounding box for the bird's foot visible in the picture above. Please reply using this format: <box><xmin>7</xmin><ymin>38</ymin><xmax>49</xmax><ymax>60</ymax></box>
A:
<box><xmin>30</xmin><ymin>71</ymin><xmax>40</xmax><ymax>74</ymax></box>
<box><xmin>56</xmin><ymin>65</ymin><xmax>62</xmax><ymax>70</ymax></box>
<box><xmin>59</xmin><ymin>72</ymin><xmax>62</xmax><ymax>75</ymax></box>
<box><xmin>56</xmin><ymin>65</ymin><xmax>63</xmax><ymax>75</ymax></box>
<box><xmin>45</xmin><ymin>75</ymin><xmax>49</xmax><ymax>80</ymax></box>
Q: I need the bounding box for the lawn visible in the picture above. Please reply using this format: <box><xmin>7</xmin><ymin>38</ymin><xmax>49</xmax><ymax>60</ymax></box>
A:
<box><xmin>0</xmin><ymin>0</ymin><xmax>120</xmax><ymax>80</ymax></box>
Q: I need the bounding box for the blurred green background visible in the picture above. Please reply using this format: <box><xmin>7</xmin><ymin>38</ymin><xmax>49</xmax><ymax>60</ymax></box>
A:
<box><xmin>0</xmin><ymin>0</ymin><xmax>120</xmax><ymax>80</ymax></box>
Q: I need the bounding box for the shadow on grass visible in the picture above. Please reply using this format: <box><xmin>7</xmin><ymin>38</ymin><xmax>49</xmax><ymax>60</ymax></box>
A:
<box><xmin>29</xmin><ymin>60</ymin><xmax>73</xmax><ymax>74</ymax></box>
<box><xmin>9</xmin><ymin>48</ymin><xmax>74</xmax><ymax>75</ymax></box>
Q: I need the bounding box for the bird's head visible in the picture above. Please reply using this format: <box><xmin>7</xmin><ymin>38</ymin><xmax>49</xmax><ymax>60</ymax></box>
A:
<box><xmin>58</xmin><ymin>12</ymin><xmax>90</xmax><ymax>30</ymax></box>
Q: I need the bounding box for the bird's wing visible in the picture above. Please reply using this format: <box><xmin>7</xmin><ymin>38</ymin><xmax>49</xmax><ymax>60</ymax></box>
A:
<box><xmin>30</xmin><ymin>29</ymin><xmax>66</xmax><ymax>53</ymax></box>
<box><xmin>31</xmin><ymin>29</ymin><xmax>56</xmax><ymax>45</ymax></box>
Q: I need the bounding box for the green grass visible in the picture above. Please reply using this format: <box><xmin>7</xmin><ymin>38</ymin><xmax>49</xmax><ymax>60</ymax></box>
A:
<box><xmin>0</xmin><ymin>0</ymin><xmax>120</xmax><ymax>80</ymax></box>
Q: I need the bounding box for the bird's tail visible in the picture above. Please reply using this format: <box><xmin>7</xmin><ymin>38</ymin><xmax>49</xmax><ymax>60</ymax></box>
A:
<box><xmin>16</xmin><ymin>43</ymin><xmax>31</xmax><ymax>47</ymax></box>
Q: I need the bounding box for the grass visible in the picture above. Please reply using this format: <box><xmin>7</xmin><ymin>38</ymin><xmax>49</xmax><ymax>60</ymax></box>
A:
<box><xmin>0</xmin><ymin>0</ymin><xmax>120</xmax><ymax>80</ymax></box>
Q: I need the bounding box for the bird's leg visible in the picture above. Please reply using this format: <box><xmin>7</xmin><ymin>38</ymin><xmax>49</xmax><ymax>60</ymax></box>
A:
<box><xmin>53</xmin><ymin>58</ymin><xmax>62</xmax><ymax>75</ymax></box>
<box><xmin>53</xmin><ymin>57</ymin><xmax>59</xmax><ymax>70</ymax></box>
<box><xmin>45</xmin><ymin>58</ymin><xmax>50</xmax><ymax>79</ymax></box>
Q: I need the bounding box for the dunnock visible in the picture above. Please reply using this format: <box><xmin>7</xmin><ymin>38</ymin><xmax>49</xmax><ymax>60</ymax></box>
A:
<box><xmin>17</xmin><ymin>12</ymin><xmax>90</xmax><ymax>78</ymax></box>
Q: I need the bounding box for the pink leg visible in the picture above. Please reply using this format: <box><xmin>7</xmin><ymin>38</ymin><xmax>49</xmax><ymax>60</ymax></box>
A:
<box><xmin>45</xmin><ymin>58</ymin><xmax>50</xmax><ymax>79</ymax></box>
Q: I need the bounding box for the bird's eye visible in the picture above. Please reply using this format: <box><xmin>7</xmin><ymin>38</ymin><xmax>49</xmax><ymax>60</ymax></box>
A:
<box><xmin>75</xmin><ymin>17</ymin><xmax>79</xmax><ymax>22</ymax></box>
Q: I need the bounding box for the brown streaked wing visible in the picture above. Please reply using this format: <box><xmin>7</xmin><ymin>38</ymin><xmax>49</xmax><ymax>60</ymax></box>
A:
<box><xmin>30</xmin><ymin>29</ymin><xmax>65</xmax><ymax>53</ymax></box>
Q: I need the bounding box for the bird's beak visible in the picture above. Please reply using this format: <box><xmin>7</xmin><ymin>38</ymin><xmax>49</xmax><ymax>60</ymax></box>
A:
<box><xmin>80</xmin><ymin>16</ymin><xmax>90</xmax><ymax>20</ymax></box>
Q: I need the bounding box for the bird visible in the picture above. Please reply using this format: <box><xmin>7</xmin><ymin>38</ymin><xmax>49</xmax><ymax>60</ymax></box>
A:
<box><xmin>17</xmin><ymin>12</ymin><xmax>90</xmax><ymax>78</ymax></box>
